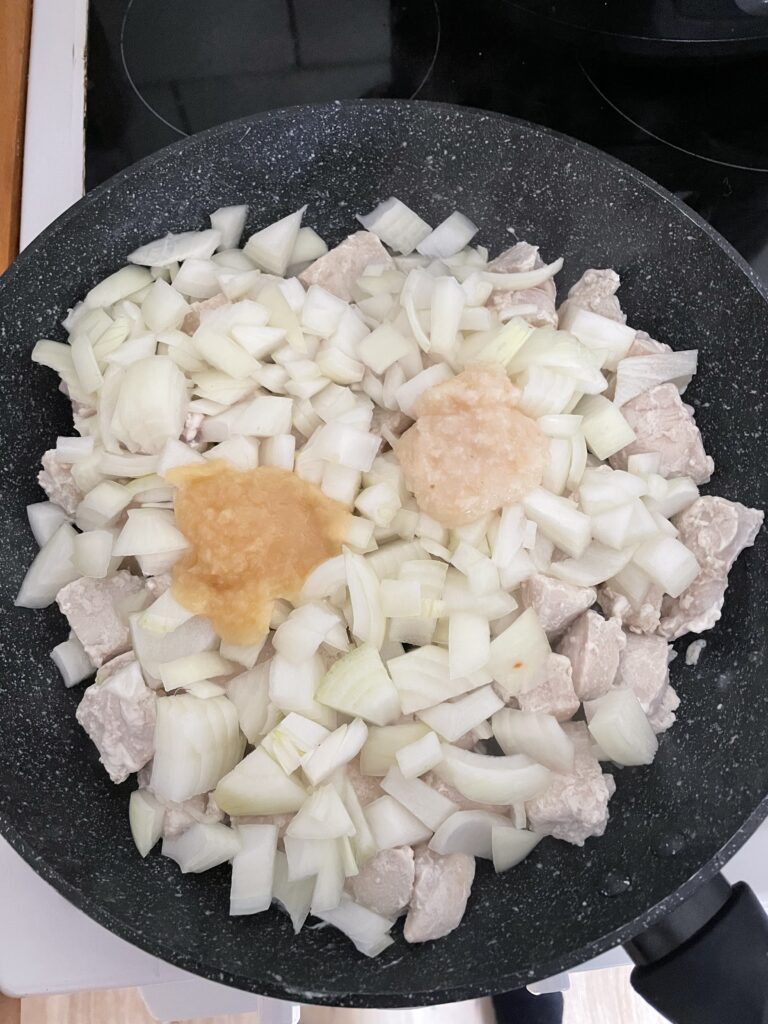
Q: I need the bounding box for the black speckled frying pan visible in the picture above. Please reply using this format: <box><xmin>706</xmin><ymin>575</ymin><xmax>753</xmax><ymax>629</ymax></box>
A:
<box><xmin>0</xmin><ymin>101</ymin><xmax>767</xmax><ymax>1020</ymax></box>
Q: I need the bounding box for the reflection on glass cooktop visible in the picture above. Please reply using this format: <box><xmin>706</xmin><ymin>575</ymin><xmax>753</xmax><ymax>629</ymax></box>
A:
<box><xmin>86</xmin><ymin>0</ymin><xmax>768</xmax><ymax>281</ymax></box>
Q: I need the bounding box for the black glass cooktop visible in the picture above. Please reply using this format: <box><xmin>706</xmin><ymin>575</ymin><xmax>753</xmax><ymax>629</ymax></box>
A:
<box><xmin>86</xmin><ymin>0</ymin><xmax>768</xmax><ymax>281</ymax></box>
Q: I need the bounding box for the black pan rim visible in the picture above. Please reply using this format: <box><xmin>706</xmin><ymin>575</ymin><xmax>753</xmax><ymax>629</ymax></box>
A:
<box><xmin>1</xmin><ymin>97</ymin><xmax>767</xmax><ymax>1006</ymax></box>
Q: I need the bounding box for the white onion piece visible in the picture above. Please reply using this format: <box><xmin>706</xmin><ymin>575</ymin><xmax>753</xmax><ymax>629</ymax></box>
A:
<box><xmin>301</xmin><ymin>285</ymin><xmax>347</xmax><ymax>338</ymax></box>
<box><xmin>113</xmin><ymin>508</ymin><xmax>189</xmax><ymax>557</ymax></box>
<box><xmin>129</xmin><ymin>612</ymin><xmax>218</xmax><ymax>680</ymax></box>
<box><xmin>575</xmin><ymin>394</ymin><xmax>636</xmax><ymax>460</ymax></box>
<box><xmin>380</xmin><ymin>578</ymin><xmax>421</xmax><ymax>618</ymax></box>
<box><xmin>387</xmin><ymin>645</ymin><xmax>491</xmax><ymax>714</ymax></box>
<box><xmin>360</xmin><ymin>722</ymin><xmax>430</xmax><ymax>776</ymax></box>
<box><xmin>314</xmin><ymin>896</ymin><xmax>395</xmax><ymax>958</ymax></box>
<box><xmin>163</xmin><ymin>821</ymin><xmax>241</xmax><ymax>874</ymax></box>
<box><xmin>314</xmin><ymin>422</ymin><xmax>380</xmax><ymax>472</ymax></box>
<box><xmin>210</xmin><ymin>204</ymin><xmax>248</xmax><ymax>250</ymax></box>
<box><xmin>632</xmin><ymin>535</ymin><xmax>700</xmax><ymax>598</ymax></box>
<box><xmin>435</xmin><ymin>745</ymin><xmax>551</xmax><ymax>805</ymax></box>
<box><xmin>269</xmin><ymin>654</ymin><xmax>334</xmax><ymax>727</ymax></box>
<box><xmin>85</xmin><ymin>265</ymin><xmax>153</xmax><ymax>306</ymax></box>
<box><xmin>226</xmin><ymin>664</ymin><xmax>272</xmax><ymax>743</ymax></box>
<box><xmin>516</xmin><ymin>366</ymin><xmax>575</xmax><ymax>418</ymax></box>
<box><xmin>334</xmin><ymin>771</ymin><xmax>377</xmax><ymax>866</ymax></box>
<box><xmin>417</xmin><ymin>685</ymin><xmax>503</xmax><ymax>743</ymax></box>
<box><xmin>430</xmin><ymin>276</ymin><xmax>464</xmax><ymax>358</ymax></box>
<box><xmin>364</xmin><ymin>794</ymin><xmax>433</xmax><ymax>850</ymax></box>
<box><xmin>302</xmin><ymin>718</ymin><xmax>369</xmax><ymax>786</ymax></box>
<box><xmin>417</xmin><ymin>211</ymin><xmax>478</xmax><ymax>258</ymax></box>
<box><xmin>55</xmin><ymin>436</ymin><xmax>94</xmax><ymax>463</ymax></box>
<box><xmin>483</xmin><ymin>256</ymin><xmax>563</xmax><ymax>291</ymax></box>
<box><xmin>395</xmin><ymin>362</ymin><xmax>453</xmax><ymax>417</ymax></box>
<box><xmin>284</xmin><ymin>835</ymin><xmax>337</xmax><ymax>880</ymax></box>
<box><xmin>644</xmin><ymin>477</ymin><xmax>699</xmax><ymax>519</ymax></box>
<box><xmin>244</xmin><ymin>207</ymin><xmax>305</xmax><ymax>275</ymax></box>
<box><xmin>316</xmin><ymin>645</ymin><xmax>400</xmax><ymax>727</ymax></box>
<box><xmin>73</xmin><ymin>529</ymin><xmax>115</xmax><ymax>579</ymax></box>
<box><xmin>290</xmin><ymin>225</ymin><xmax>328</xmax><ymax>266</ymax></box>
<box><xmin>15</xmin><ymin>523</ymin><xmax>79</xmax><ymax>608</ymax></box>
<box><xmin>578</xmin><ymin>467</ymin><xmax>647</xmax><ymax>513</ymax></box>
<box><xmin>492</xmin><ymin>708</ymin><xmax>575</xmax><ymax>773</ymax></box>
<box><xmin>128</xmin><ymin>789</ymin><xmax>165</xmax><ymax>857</ymax></box>
<box><xmin>183</xmin><ymin>680</ymin><xmax>226</xmax><ymax>699</ymax></box>
<box><xmin>357</xmin><ymin>197</ymin><xmax>431</xmax><ymax>255</ymax></box>
<box><xmin>488</xmin><ymin>608</ymin><xmax>551</xmax><ymax>697</ymax></box>
<box><xmin>110</xmin><ymin>355</ymin><xmax>188</xmax><ymax>455</ymax></box>
<box><xmin>151</xmin><ymin>693</ymin><xmax>244</xmax><ymax>803</ymax></box>
<box><xmin>229</xmin><ymin>823</ymin><xmax>277</xmax><ymax>916</ymax></box>
<box><xmin>273</xmin><ymin>602</ymin><xmax>341</xmax><ymax>665</ymax></box>
<box><xmin>50</xmin><ymin>634</ymin><xmax>94</xmax><ymax>687</ymax></box>
<box><xmin>538</xmin><ymin>414</ymin><xmax>583</xmax><ymax>438</ymax></box>
<box><xmin>491</xmin><ymin>826</ymin><xmax>542</xmax><ymax>873</ymax></box>
<box><xmin>357</xmin><ymin>324</ymin><xmax>413</xmax><ymax>375</ymax></box>
<box><xmin>614</xmin><ymin>350</ymin><xmax>698</xmax><ymax>408</ymax></box>
<box><xmin>395</xmin><ymin>730</ymin><xmax>443</xmax><ymax>779</ymax></box>
<box><xmin>381</xmin><ymin>765</ymin><xmax>458</xmax><ymax>831</ymax></box>
<box><xmin>287</xmin><ymin>784</ymin><xmax>356</xmax><ymax>840</ymax></box>
<box><xmin>128</xmin><ymin>229</ymin><xmax>221</xmax><ymax>268</ymax></box>
<box><xmin>27</xmin><ymin>501</ymin><xmax>70</xmax><ymax>547</ymax></box>
<box><xmin>70</xmin><ymin>333</ymin><xmax>103</xmax><ymax>394</ymax></box>
<box><xmin>585</xmin><ymin>688</ymin><xmax>658</xmax><ymax>766</ymax></box>
<box><xmin>558</xmin><ymin>305</ymin><xmax>636</xmax><ymax>370</ymax></box>
<box><xmin>344</xmin><ymin>549</ymin><xmax>386</xmax><ymax>650</ymax></box>
<box><xmin>216</xmin><ymin>746</ymin><xmax>307</xmax><ymax>815</ymax></box>
<box><xmin>159</xmin><ymin>651</ymin><xmax>235</xmax><ymax>690</ymax></box>
<box><xmin>590</xmin><ymin>499</ymin><xmax>657</xmax><ymax>550</ymax></box>
<box><xmin>141</xmin><ymin>279</ymin><xmax>190</xmax><ymax>332</ymax></box>
<box><xmin>429</xmin><ymin>809</ymin><xmax>511</xmax><ymax>858</ymax></box>
<box><xmin>310</xmin><ymin>842</ymin><xmax>347</xmax><ymax>914</ymax></box>
<box><xmin>548</xmin><ymin>541</ymin><xmax>636</xmax><ymax>588</ymax></box>
<box><xmin>263</xmin><ymin>712</ymin><xmax>329</xmax><ymax>775</ymax></box>
<box><xmin>272</xmin><ymin>850</ymin><xmax>315</xmax><ymax>933</ymax></box>
<box><xmin>523</xmin><ymin>488</ymin><xmax>591</xmax><ymax>559</ymax></box>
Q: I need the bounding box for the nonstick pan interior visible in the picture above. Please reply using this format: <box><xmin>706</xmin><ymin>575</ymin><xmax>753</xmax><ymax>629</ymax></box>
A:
<box><xmin>0</xmin><ymin>101</ymin><xmax>766</xmax><ymax>1007</ymax></box>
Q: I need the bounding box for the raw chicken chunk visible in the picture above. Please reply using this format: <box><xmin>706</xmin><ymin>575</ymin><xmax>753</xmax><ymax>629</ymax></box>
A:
<box><xmin>517</xmin><ymin>653</ymin><xmax>580</xmax><ymax>722</ymax></box>
<box><xmin>559</xmin><ymin>268</ymin><xmax>626</xmax><ymax>324</ymax></box>
<box><xmin>556</xmin><ymin>610</ymin><xmax>625</xmax><ymax>701</ymax></box>
<box><xmin>299</xmin><ymin>231</ymin><xmax>393</xmax><ymax>302</ymax></box>
<box><xmin>403</xmin><ymin>847</ymin><xmax>475</xmax><ymax>943</ymax></box>
<box><xmin>525</xmin><ymin>723</ymin><xmax>614</xmax><ymax>846</ymax></box>
<box><xmin>486</xmin><ymin>242</ymin><xmax>557</xmax><ymax>328</ymax></box>
<box><xmin>181</xmin><ymin>293</ymin><xmax>228</xmax><ymax>334</ymax></box>
<box><xmin>76</xmin><ymin>660</ymin><xmax>156</xmax><ymax>783</ymax></box>
<box><xmin>38</xmin><ymin>450</ymin><xmax>82</xmax><ymax>516</ymax></box>
<box><xmin>627</xmin><ymin>330</ymin><xmax>672</xmax><ymax>357</ymax></box>
<box><xmin>647</xmin><ymin>686</ymin><xmax>680</xmax><ymax>734</ymax></box>
<box><xmin>521</xmin><ymin>574</ymin><xmax>597</xmax><ymax>637</ymax></box>
<box><xmin>617</xmin><ymin>633</ymin><xmax>677</xmax><ymax>734</ymax></box>
<box><xmin>349</xmin><ymin>847</ymin><xmax>415</xmax><ymax>918</ymax></box>
<box><xmin>396</xmin><ymin>363</ymin><xmax>547</xmax><ymax>527</ymax></box>
<box><xmin>57</xmin><ymin>571</ymin><xmax>147</xmax><ymax>667</ymax></box>
<box><xmin>610</xmin><ymin>383</ymin><xmax>713</xmax><ymax>484</ymax></box>
<box><xmin>597</xmin><ymin>585</ymin><xmax>664</xmax><ymax>635</ymax></box>
<box><xmin>145</xmin><ymin>573</ymin><xmax>172</xmax><ymax>598</ymax></box>
<box><xmin>95</xmin><ymin>651</ymin><xmax>137</xmax><ymax>684</ymax></box>
<box><xmin>659</xmin><ymin>496</ymin><xmax>764</xmax><ymax>639</ymax></box>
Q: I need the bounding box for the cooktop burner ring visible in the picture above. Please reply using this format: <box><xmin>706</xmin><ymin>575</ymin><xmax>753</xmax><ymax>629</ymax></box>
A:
<box><xmin>119</xmin><ymin>0</ymin><xmax>442</xmax><ymax>140</ymax></box>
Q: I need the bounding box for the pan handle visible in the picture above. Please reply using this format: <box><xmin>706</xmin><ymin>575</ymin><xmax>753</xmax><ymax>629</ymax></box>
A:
<box><xmin>625</xmin><ymin>875</ymin><xmax>768</xmax><ymax>1024</ymax></box>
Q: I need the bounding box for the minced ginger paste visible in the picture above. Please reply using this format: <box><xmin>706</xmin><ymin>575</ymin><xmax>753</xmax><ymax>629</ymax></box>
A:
<box><xmin>168</xmin><ymin>462</ymin><xmax>348</xmax><ymax>644</ymax></box>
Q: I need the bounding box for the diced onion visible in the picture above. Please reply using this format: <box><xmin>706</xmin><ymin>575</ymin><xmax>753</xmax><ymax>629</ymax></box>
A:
<box><xmin>210</xmin><ymin>205</ymin><xmax>248</xmax><ymax>250</ymax></box>
<box><xmin>395</xmin><ymin>730</ymin><xmax>443</xmax><ymax>779</ymax></box>
<box><xmin>215</xmin><ymin>746</ymin><xmax>307</xmax><ymax>815</ymax></box>
<box><xmin>364</xmin><ymin>794</ymin><xmax>433</xmax><ymax>850</ymax></box>
<box><xmin>435</xmin><ymin>745</ymin><xmax>551</xmax><ymax>805</ymax></box>
<box><xmin>492</xmin><ymin>708</ymin><xmax>574</xmax><ymax>772</ymax></box>
<box><xmin>523</xmin><ymin>488</ymin><xmax>591</xmax><ymax>558</ymax></box>
<box><xmin>27</xmin><ymin>501</ymin><xmax>70</xmax><ymax>547</ymax></box>
<box><xmin>417</xmin><ymin>211</ymin><xmax>478</xmax><ymax>258</ymax></box>
<box><xmin>50</xmin><ymin>634</ymin><xmax>94</xmax><ymax>687</ymax></box>
<box><xmin>357</xmin><ymin>197</ymin><xmax>431</xmax><ymax>255</ymax></box>
<box><xmin>487</xmin><ymin>608</ymin><xmax>551</xmax><ymax>697</ymax></box>
<box><xmin>244</xmin><ymin>207</ymin><xmax>306</xmax><ymax>275</ymax></box>
<box><xmin>15</xmin><ymin>523</ymin><xmax>80</xmax><ymax>608</ymax></box>
<box><xmin>632</xmin><ymin>535</ymin><xmax>699</xmax><ymax>598</ymax></box>
<box><xmin>316</xmin><ymin>645</ymin><xmax>400</xmax><ymax>726</ymax></box>
<box><xmin>417</xmin><ymin>685</ymin><xmax>503</xmax><ymax>743</ymax></box>
<box><xmin>128</xmin><ymin>229</ymin><xmax>221</xmax><ymax>268</ymax></box>
<box><xmin>576</xmin><ymin>395</ymin><xmax>636</xmax><ymax>460</ymax></box>
<box><xmin>491</xmin><ymin>826</ymin><xmax>542</xmax><ymax>873</ymax></box>
<box><xmin>129</xmin><ymin>789</ymin><xmax>165</xmax><ymax>857</ymax></box>
<box><xmin>229</xmin><ymin>823</ymin><xmax>278</xmax><ymax>915</ymax></box>
<box><xmin>584</xmin><ymin>688</ymin><xmax>658</xmax><ymax>766</ymax></box>
<box><xmin>162</xmin><ymin>821</ymin><xmax>241</xmax><ymax>873</ymax></box>
<box><xmin>430</xmin><ymin>809</ymin><xmax>512</xmax><ymax>858</ymax></box>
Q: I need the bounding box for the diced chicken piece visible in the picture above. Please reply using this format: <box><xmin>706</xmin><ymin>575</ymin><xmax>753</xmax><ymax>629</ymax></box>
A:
<box><xmin>38</xmin><ymin>450</ymin><xmax>82</xmax><ymax>516</ymax></box>
<box><xmin>521</xmin><ymin>573</ymin><xmax>597</xmax><ymax>638</ymax></box>
<box><xmin>347</xmin><ymin>759</ymin><xmax>385</xmax><ymax>807</ymax></box>
<box><xmin>597</xmin><ymin>585</ymin><xmax>664</xmax><ymax>635</ymax></box>
<box><xmin>95</xmin><ymin>651</ymin><xmax>137</xmax><ymax>684</ymax></box>
<box><xmin>298</xmin><ymin>231</ymin><xmax>393</xmax><ymax>302</ymax></box>
<box><xmin>486</xmin><ymin>242</ymin><xmax>557</xmax><ymax>328</ymax></box>
<box><xmin>659</xmin><ymin>496</ymin><xmax>763</xmax><ymax>639</ymax></box>
<box><xmin>403</xmin><ymin>847</ymin><xmax>475</xmax><ymax>944</ymax></box>
<box><xmin>348</xmin><ymin>846</ymin><xmax>415</xmax><ymax>918</ymax></box>
<box><xmin>617</xmin><ymin>633</ymin><xmax>676</xmax><ymax>734</ymax></box>
<box><xmin>231</xmin><ymin>813</ymin><xmax>293</xmax><ymax>838</ymax></box>
<box><xmin>556</xmin><ymin>610</ymin><xmax>625</xmax><ymax>701</ymax></box>
<box><xmin>76</xmin><ymin>660</ymin><xmax>156</xmax><ymax>783</ymax></box>
<box><xmin>145</xmin><ymin>573</ymin><xmax>172</xmax><ymax>598</ymax></box>
<box><xmin>181</xmin><ymin>293</ymin><xmax>228</xmax><ymax>334</ymax></box>
<box><xmin>627</xmin><ymin>330</ymin><xmax>672</xmax><ymax>357</ymax></box>
<box><xmin>181</xmin><ymin>411</ymin><xmax>204</xmax><ymax>447</ymax></box>
<box><xmin>610</xmin><ymin>383</ymin><xmax>713</xmax><ymax>484</ymax></box>
<box><xmin>559</xmin><ymin>268</ymin><xmax>626</xmax><ymax>324</ymax></box>
<box><xmin>396</xmin><ymin>363</ymin><xmax>547</xmax><ymax>527</ymax></box>
<box><xmin>517</xmin><ymin>653</ymin><xmax>580</xmax><ymax>722</ymax></box>
<box><xmin>57</xmin><ymin>571</ymin><xmax>147</xmax><ymax>667</ymax></box>
<box><xmin>525</xmin><ymin>722</ymin><xmax>614</xmax><ymax>846</ymax></box>
<box><xmin>162</xmin><ymin>792</ymin><xmax>225</xmax><ymax>838</ymax></box>
<box><xmin>648</xmin><ymin>685</ymin><xmax>680</xmax><ymax>733</ymax></box>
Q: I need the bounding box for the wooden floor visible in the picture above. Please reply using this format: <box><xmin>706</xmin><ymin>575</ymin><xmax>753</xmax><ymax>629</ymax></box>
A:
<box><xmin>0</xmin><ymin>968</ymin><xmax>666</xmax><ymax>1024</ymax></box>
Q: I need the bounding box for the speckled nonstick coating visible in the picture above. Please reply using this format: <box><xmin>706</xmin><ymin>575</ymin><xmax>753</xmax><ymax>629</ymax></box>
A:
<box><xmin>0</xmin><ymin>100</ymin><xmax>766</xmax><ymax>1008</ymax></box>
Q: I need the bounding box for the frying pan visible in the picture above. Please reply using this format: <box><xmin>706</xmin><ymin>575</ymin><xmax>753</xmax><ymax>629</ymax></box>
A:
<box><xmin>0</xmin><ymin>100</ymin><xmax>767</xmax><ymax>1020</ymax></box>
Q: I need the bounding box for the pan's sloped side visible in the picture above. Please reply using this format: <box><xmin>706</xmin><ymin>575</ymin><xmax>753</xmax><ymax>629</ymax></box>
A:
<box><xmin>0</xmin><ymin>101</ymin><xmax>766</xmax><ymax>1007</ymax></box>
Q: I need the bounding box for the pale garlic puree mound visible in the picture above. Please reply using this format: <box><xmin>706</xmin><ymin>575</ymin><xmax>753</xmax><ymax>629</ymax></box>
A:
<box><xmin>19</xmin><ymin>196</ymin><xmax>763</xmax><ymax>958</ymax></box>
